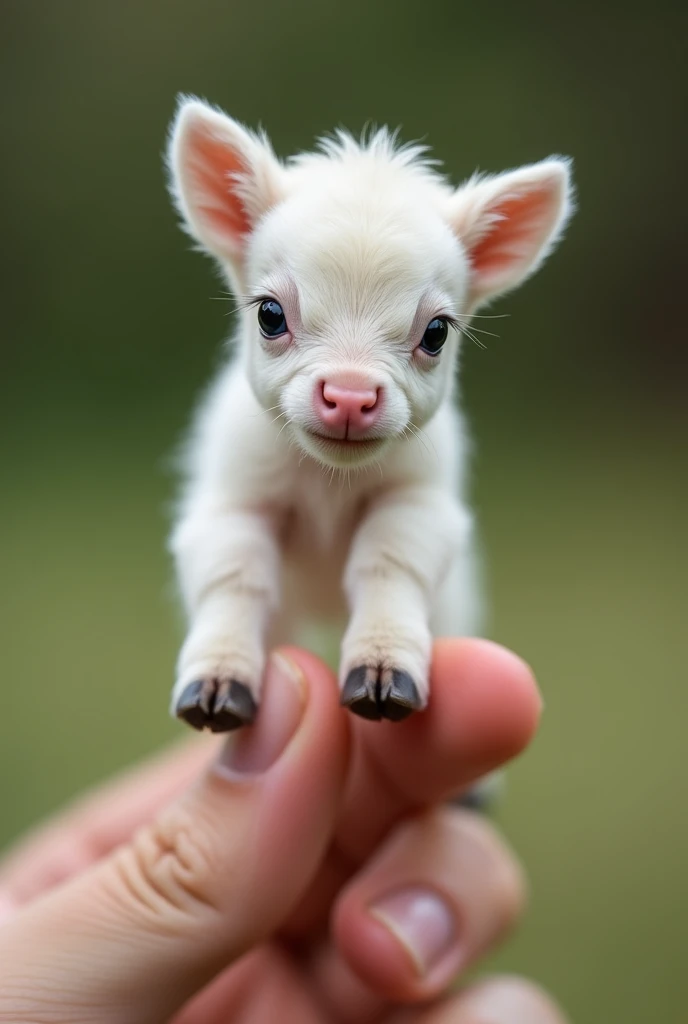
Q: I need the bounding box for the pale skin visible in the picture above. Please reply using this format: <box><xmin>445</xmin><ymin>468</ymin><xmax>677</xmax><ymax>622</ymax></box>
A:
<box><xmin>0</xmin><ymin>640</ymin><xmax>568</xmax><ymax>1024</ymax></box>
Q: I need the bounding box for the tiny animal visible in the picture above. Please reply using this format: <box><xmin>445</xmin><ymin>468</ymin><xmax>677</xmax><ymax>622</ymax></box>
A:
<box><xmin>165</xmin><ymin>96</ymin><xmax>573</xmax><ymax>731</ymax></box>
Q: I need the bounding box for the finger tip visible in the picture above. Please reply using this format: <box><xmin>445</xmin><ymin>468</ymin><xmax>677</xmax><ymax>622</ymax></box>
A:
<box><xmin>352</xmin><ymin>639</ymin><xmax>542</xmax><ymax>806</ymax></box>
<box><xmin>469</xmin><ymin>639</ymin><xmax>542</xmax><ymax>750</ymax></box>
<box><xmin>429</xmin><ymin>638</ymin><xmax>542</xmax><ymax>768</ymax></box>
<box><xmin>333</xmin><ymin>897</ymin><xmax>441</xmax><ymax>1003</ymax></box>
<box><xmin>458</xmin><ymin>975</ymin><xmax>570</xmax><ymax>1023</ymax></box>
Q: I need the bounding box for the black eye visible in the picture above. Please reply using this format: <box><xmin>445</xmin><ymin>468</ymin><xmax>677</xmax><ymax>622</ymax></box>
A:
<box><xmin>419</xmin><ymin>317</ymin><xmax>449</xmax><ymax>356</ymax></box>
<box><xmin>257</xmin><ymin>299</ymin><xmax>287</xmax><ymax>337</ymax></box>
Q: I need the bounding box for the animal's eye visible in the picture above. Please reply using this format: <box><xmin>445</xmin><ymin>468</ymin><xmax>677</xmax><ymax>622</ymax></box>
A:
<box><xmin>419</xmin><ymin>317</ymin><xmax>449</xmax><ymax>356</ymax></box>
<box><xmin>257</xmin><ymin>299</ymin><xmax>288</xmax><ymax>337</ymax></box>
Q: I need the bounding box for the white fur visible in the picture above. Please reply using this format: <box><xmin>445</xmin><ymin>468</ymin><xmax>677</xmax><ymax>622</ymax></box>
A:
<box><xmin>166</xmin><ymin>97</ymin><xmax>573</xmax><ymax>714</ymax></box>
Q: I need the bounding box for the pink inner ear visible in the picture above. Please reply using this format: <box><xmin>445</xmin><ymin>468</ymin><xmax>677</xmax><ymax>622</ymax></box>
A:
<box><xmin>187</xmin><ymin>125</ymin><xmax>252</xmax><ymax>241</ymax></box>
<box><xmin>470</xmin><ymin>187</ymin><xmax>552</xmax><ymax>277</ymax></box>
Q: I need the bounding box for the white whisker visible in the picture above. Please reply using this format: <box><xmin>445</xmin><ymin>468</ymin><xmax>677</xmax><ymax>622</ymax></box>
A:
<box><xmin>275</xmin><ymin>417</ymin><xmax>293</xmax><ymax>442</ymax></box>
<box><xmin>457</xmin><ymin>324</ymin><xmax>500</xmax><ymax>338</ymax></box>
<box><xmin>460</xmin><ymin>326</ymin><xmax>487</xmax><ymax>350</ymax></box>
<box><xmin>455</xmin><ymin>312</ymin><xmax>510</xmax><ymax>319</ymax></box>
<box><xmin>409</xmin><ymin>422</ymin><xmax>439</xmax><ymax>465</ymax></box>
<box><xmin>255</xmin><ymin>404</ymin><xmax>284</xmax><ymax>421</ymax></box>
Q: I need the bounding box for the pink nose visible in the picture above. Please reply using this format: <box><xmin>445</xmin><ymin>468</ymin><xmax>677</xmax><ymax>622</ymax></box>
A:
<box><xmin>314</xmin><ymin>380</ymin><xmax>382</xmax><ymax>438</ymax></box>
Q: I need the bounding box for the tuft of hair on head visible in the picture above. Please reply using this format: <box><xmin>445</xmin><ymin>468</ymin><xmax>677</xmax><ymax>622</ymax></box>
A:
<box><xmin>286</xmin><ymin>123</ymin><xmax>445</xmax><ymax>192</ymax></box>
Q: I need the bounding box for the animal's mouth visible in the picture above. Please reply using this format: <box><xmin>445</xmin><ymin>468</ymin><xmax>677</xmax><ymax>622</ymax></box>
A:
<box><xmin>305</xmin><ymin>430</ymin><xmax>385</xmax><ymax>448</ymax></box>
<box><xmin>300</xmin><ymin>428</ymin><xmax>388</xmax><ymax>467</ymax></box>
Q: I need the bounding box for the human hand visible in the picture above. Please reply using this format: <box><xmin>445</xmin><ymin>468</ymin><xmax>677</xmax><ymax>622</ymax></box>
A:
<box><xmin>0</xmin><ymin>640</ymin><xmax>567</xmax><ymax>1023</ymax></box>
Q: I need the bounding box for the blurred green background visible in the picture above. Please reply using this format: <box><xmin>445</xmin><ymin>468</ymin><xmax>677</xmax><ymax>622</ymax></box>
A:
<box><xmin>1</xmin><ymin>1</ymin><xmax>686</xmax><ymax>1020</ymax></box>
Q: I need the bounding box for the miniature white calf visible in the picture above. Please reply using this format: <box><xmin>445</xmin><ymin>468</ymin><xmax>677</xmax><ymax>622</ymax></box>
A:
<box><xmin>166</xmin><ymin>97</ymin><xmax>573</xmax><ymax>731</ymax></box>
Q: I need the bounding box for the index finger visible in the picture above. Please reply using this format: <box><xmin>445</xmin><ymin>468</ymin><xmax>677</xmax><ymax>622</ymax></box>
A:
<box><xmin>334</xmin><ymin>638</ymin><xmax>541</xmax><ymax>863</ymax></box>
<box><xmin>280</xmin><ymin>638</ymin><xmax>540</xmax><ymax>937</ymax></box>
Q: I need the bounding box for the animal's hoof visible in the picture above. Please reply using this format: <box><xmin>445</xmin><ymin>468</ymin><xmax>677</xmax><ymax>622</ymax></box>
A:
<box><xmin>341</xmin><ymin>666</ymin><xmax>424</xmax><ymax>722</ymax></box>
<box><xmin>175</xmin><ymin>678</ymin><xmax>258</xmax><ymax>733</ymax></box>
<box><xmin>449</xmin><ymin>772</ymin><xmax>503</xmax><ymax>813</ymax></box>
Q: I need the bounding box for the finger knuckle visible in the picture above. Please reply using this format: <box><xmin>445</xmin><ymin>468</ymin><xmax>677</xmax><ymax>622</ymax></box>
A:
<box><xmin>106</xmin><ymin>803</ymin><xmax>223</xmax><ymax>933</ymax></box>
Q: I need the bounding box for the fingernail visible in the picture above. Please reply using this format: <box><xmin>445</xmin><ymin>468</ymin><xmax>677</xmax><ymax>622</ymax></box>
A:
<box><xmin>369</xmin><ymin>886</ymin><xmax>458</xmax><ymax>976</ymax></box>
<box><xmin>217</xmin><ymin>653</ymin><xmax>306</xmax><ymax>775</ymax></box>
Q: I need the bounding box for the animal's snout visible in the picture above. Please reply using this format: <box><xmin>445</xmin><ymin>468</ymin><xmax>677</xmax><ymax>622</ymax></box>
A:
<box><xmin>313</xmin><ymin>376</ymin><xmax>383</xmax><ymax>439</ymax></box>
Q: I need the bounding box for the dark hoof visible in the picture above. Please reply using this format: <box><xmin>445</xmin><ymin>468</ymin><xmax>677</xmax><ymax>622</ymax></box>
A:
<box><xmin>175</xmin><ymin>678</ymin><xmax>258</xmax><ymax>733</ymax></box>
<box><xmin>341</xmin><ymin>666</ymin><xmax>424</xmax><ymax>722</ymax></box>
<box><xmin>452</xmin><ymin>786</ymin><xmax>492</xmax><ymax>813</ymax></box>
<box><xmin>448</xmin><ymin>774</ymin><xmax>502</xmax><ymax>814</ymax></box>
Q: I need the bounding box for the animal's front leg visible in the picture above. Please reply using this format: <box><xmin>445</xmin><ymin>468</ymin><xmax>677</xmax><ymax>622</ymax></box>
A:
<box><xmin>169</xmin><ymin>509</ymin><xmax>281</xmax><ymax>732</ymax></box>
<box><xmin>341</xmin><ymin>487</ymin><xmax>472</xmax><ymax>722</ymax></box>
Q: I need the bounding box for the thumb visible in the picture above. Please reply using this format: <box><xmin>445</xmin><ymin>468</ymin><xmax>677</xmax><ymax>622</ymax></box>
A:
<box><xmin>0</xmin><ymin>650</ymin><xmax>348</xmax><ymax>1024</ymax></box>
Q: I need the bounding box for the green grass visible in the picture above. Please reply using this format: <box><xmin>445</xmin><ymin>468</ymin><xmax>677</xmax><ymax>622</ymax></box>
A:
<box><xmin>1</xmin><ymin>405</ymin><xmax>686</xmax><ymax>1023</ymax></box>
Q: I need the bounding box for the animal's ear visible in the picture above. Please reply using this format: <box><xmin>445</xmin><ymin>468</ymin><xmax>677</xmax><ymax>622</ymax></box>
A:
<box><xmin>167</xmin><ymin>97</ymin><xmax>283</xmax><ymax>277</ymax></box>
<box><xmin>448</xmin><ymin>158</ymin><xmax>573</xmax><ymax>307</ymax></box>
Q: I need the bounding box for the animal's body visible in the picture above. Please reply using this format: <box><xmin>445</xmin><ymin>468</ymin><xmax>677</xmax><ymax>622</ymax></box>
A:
<box><xmin>166</xmin><ymin>98</ymin><xmax>573</xmax><ymax>731</ymax></box>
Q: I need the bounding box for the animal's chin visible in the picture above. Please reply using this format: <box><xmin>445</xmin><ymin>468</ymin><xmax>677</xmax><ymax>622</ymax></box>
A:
<box><xmin>296</xmin><ymin>428</ymin><xmax>390</xmax><ymax>468</ymax></box>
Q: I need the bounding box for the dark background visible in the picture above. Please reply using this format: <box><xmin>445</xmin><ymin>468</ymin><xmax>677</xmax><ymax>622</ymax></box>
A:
<box><xmin>1</xmin><ymin>2</ymin><xmax>686</xmax><ymax>1021</ymax></box>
